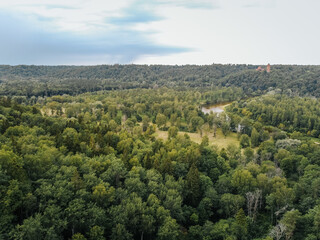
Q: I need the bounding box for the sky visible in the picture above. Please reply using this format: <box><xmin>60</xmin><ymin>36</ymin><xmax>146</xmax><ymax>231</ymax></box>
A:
<box><xmin>0</xmin><ymin>0</ymin><xmax>320</xmax><ymax>65</ymax></box>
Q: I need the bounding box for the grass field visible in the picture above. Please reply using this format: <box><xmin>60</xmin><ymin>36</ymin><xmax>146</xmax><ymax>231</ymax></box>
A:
<box><xmin>155</xmin><ymin>128</ymin><xmax>239</xmax><ymax>149</ymax></box>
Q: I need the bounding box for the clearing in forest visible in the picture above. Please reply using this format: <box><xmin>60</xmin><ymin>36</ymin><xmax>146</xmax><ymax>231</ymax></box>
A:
<box><xmin>155</xmin><ymin>128</ymin><xmax>239</xmax><ymax>149</ymax></box>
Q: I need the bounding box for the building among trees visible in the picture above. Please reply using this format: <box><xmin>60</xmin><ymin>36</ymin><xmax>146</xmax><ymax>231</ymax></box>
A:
<box><xmin>256</xmin><ymin>63</ymin><xmax>271</xmax><ymax>72</ymax></box>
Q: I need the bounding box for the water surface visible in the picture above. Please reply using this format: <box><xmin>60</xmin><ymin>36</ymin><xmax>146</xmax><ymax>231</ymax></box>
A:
<box><xmin>201</xmin><ymin>103</ymin><xmax>230</xmax><ymax>115</ymax></box>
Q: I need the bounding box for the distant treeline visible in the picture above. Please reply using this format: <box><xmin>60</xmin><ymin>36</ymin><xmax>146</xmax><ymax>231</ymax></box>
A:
<box><xmin>0</xmin><ymin>64</ymin><xmax>319</xmax><ymax>97</ymax></box>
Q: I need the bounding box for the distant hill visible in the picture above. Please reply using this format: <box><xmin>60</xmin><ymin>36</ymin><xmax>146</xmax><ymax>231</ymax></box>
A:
<box><xmin>0</xmin><ymin>64</ymin><xmax>319</xmax><ymax>97</ymax></box>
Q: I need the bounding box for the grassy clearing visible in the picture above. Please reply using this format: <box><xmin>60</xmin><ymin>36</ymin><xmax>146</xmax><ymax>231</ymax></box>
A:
<box><xmin>155</xmin><ymin>128</ymin><xmax>239</xmax><ymax>149</ymax></box>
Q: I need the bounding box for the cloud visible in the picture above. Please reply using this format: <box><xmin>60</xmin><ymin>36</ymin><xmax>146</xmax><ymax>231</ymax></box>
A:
<box><xmin>156</xmin><ymin>0</ymin><xmax>219</xmax><ymax>9</ymax></box>
<box><xmin>0</xmin><ymin>11</ymin><xmax>189</xmax><ymax>65</ymax></box>
<box><xmin>43</xmin><ymin>4</ymin><xmax>79</xmax><ymax>10</ymax></box>
<box><xmin>107</xmin><ymin>0</ymin><xmax>217</xmax><ymax>27</ymax></box>
<box><xmin>108</xmin><ymin>11</ymin><xmax>163</xmax><ymax>25</ymax></box>
<box><xmin>222</xmin><ymin>0</ymin><xmax>276</xmax><ymax>8</ymax></box>
<box><xmin>107</xmin><ymin>1</ymin><xmax>164</xmax><ymax>25</ymax></box>
<box><xmin>0</xmin><ymin>0</ymin><xmax>217</xmax><ymax>34</ymax></box>
<box><xmin>0</xmin><ymin>0</ymin><xmax>218</xmax><ymax>65</ymax></box>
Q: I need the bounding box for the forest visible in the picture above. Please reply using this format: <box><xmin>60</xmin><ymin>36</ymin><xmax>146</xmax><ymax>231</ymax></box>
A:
<box><xmin>0</xmin><ymin>64</ymin><xmax>320</xmax><ymax>97</ymax></box>
<box><xmin>0</xmin><ymin>64</ymin><xmax>320</xmax><ymax>240</ymax></box>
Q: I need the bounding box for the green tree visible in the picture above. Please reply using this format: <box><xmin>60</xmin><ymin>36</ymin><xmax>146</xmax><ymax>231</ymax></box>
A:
<box><xmin>163</xmin><ymin>189</ymin><xmax>183</xmax><ymax>222</ymax></box>
<box><xmin>0</xmin><ymin>149</ymin><xmax>25</xmax><ymax>180</ymax></box>
<box><xmin>220</xmin><ymin>193</ymin><xmax>245</xmax><ymax>217</ymax></box>
<box><xmin>66</xmin><ymin>199</ymin><xmax>88</xmax><ymax>236</ymax></box>
<box><xmin>156</xmin><ymin>113</ymin><xmax>166</xmax><ymax>129</ymax></box>
<box><xmin>235</xmin><ymin>208</ymin><xmax>248</xmax><ymax>239</ymax></box>
<box><xmin>186</xmin><ymin>164</ymin><xmax>201</xmax><ymax>206</ymax></box>
<box><xmin>240</xmin><ymin>134</ymin><xmax>251</xmax><ymax>148</ymax></box>
<box><xmin>168</xmin><ymin>126</ymin><xmax>178</xmax><ymax>139</ymax></box>
<box><xmin>251</xmin><ymin>128</ymin><xmax>260</xmax><ymax>147</ymax></box>
<box><xmin>101</xmin><ymin>156</ymin><xmax>127</xmax><ymax>187</ymax></box>
<box><xmin>88</xmin><ymin>226</ymin><xmax>105</xmax><ymax>240</ymax></box>
<box><xmin>111</xmin><ymin>224</ymin><xmax>132</xmax><ymax>240</ymax></box>
<box><xmin>72</xmin><ymin>233</ymin><xmax>87</xmax><ymax>240</ymax></box>
<box><xmin>222</xmin><ymin>121</ymin><xmax>230</xmax><ymax>138</ymax></box>
<box><xmin>280</xmin><ymin>209</ymin><xmax>301</xmax><ymax>240</ymax></box>
<box><xmin>12</xmin><ymin>214</ymin><xmax>44</xmax><ymax>240</ymax></box>
<box><xmin>231</xmin><ymin>169</ymin><xmax>255</xmax><ymax>194</ymax></box>
<box><xmin>61</xmin><ymin>128</ymin><xmax>79</xmax><ymax>152</ymax></box>
<box><xmin>190</xmin><ymin>116</ymin><xmax>204</xmax><ymax>132</ymax></box>
<box><xmin>157</xmin><ymin>217</ymin><xmax>180</xmax><ymax>240</ymax></box>
<box><xmin>142</xmin><ymin>116</ymin><xmax>150</xmax><ymax>132</ymax></box>
<box><xmin>243</xmin><ymin>147</ymin><xmax>254</xmax><ymax>162</ymax></box>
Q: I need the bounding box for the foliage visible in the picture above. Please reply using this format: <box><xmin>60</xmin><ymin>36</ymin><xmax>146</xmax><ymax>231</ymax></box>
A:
<box><xmin>0</xmin><ymin>84</ymin><xmax>319</xmax><ymax>240</ymax></box>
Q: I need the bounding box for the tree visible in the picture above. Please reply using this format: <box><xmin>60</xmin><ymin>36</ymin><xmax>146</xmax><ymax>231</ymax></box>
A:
<box><xmin>190</xmin><ymin>116</ymin><xmax>204</xmax><ymax>132</ymax></box>
<box><xmin>117</xmin><ymin>138</ymin><xmax>133</xmax><ymax>162</ymax></box>
<box><xmin>231</xmin><ymin>169</ymin><xmax>255</xmax><ymax>194</ymax></box>
<box><xmin>61</xmin><ymin>128</ymin><xmax>79</xmax><ymax>152</ymax></box>
<box><xmin>168</xmin><ymin>126</ymin><xmax>178</xmax><ymax>139</ymax></box>
<box><xmin>0</xmin><ymin>149</ymin><xmax>25</xmax><ymax>180</ymax></box>
<box><xmin>186</xmin><ymin>164</ymin><xmax>201</xmax><ymax>206</ymax></box>
<box><xmin>269</xmin><ymin>223</ymin><xmax>286</xmax><ymax>240</ymax></box>
<box><xmin>157</xmin><ymin>217</ymin><xmax>180</xmax><ymax>240</ymax></box>
<box><xmin>156</xmin><ymin>113</ymin><xmax>166</xmax><ymax>129</ymax></box>
<box><xmin>111</xmin><ymin>224</ymin><xmax>132</xmax><ymax>240</ymax></box>
<box><xmin>235</xmin><ymin>208</ymin><xmax>248</xmax><ymax>239</ymax></box>
<box><xmin>66</xmin><ymin>199</ymin><xmax>88</xmax><ymax>236</ymax></box>
<box><xmin>251</xmin><ymin>128</ymin><xmax>260</xmax><ymax>147</ymax></box>
<box><xmin>222</xmin><ymin>121</ymin><xmax>230</xmax><ymax>138</ymax></box>
<box><xmin>200</xmin><ymin>136</ymin><xmax>209</xmax><ymax>150</ymax></box>
<box><xmin>240</xmin><ymin>134</ymin><xmax>251</xmax><ymax>148</ymax></box>
<box><xmin>101</xmin><ymin>156</ymin><xmax>127</xmax><ymax>187</ymax></box>
<box><xmin>204</xmin><ymin>219</ymin><xmax>236</xmax><ymax>240</ymax></box>
<box><xmin>92</xmin><ymin>183</ymin><xmax>115</xmax><ymax>206</ymax></box>
<box><xmin>280</xmin><ymin>209</ymin><xmax>301</xmax><ymax>240</ymax></box>
<box><xmin>142</xmin><ymin>116</ymin><xmax>150</xmax><ymax>132</ymax></box>
<box><xmin>72</xmin><ymin>233</ymin><xmax>87</xmax><ymax>240</ymax></box>
<box><xmin>88</xmin><ymin>226</ymin><xmax>105</xmax><ymax>240</ymax></box>
<box><xmin>266</xmin><ymin>178</ymin><xmax>294</xmax><ymax>220</ymax></box>
<box><xmin>213</xmin><ymin>124</ymin><xmax>217</xmax><ymax>138</ymax></box>
<box><xmin>246</xmin><ymin>189</ymin><xmax>262</xmax><ymax>221</ymax></box>
<box><xmin>220</xmin><ymin>193</ymin><xmax>245</xmax><ymax>217</ymax></box>
<box><xmin>243</xmin><ymin>147</ymin><xmax>254</xmax><ymax>162</ymax></box>
<box><xmin>188</xmin><ymin>225</ymin><xmax>203</xmax><ymax>240</ymax></box>
<box><xmin>124</xmin><ymin>119</ymin><xmax>135</xmax><ymax>132</ymax></box>
<box><xmin>275</xmin><ymin>139</ymin><xmax>301</xmax><ymax>150</ymax></box>
<box><xmin>163</xmin><ymin>189</ymin><xmax>183</xmax><ymax>222</ymax></box>
<box><xmin>140</xmin><ymin>213</ymin><xmax>155</xmax><ymax>240</ymax></box>
<box><xmin>309</xmin><ymin>205</ymin><xmax>320</xmax><ymax>238</ymax></box>
<box><xmin>12</xmin><ymin>214</ymin><xmax>44</xmax><ymax>240</ymax></box>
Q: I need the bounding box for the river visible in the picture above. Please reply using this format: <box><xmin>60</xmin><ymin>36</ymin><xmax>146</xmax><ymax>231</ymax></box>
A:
<box><xmin>201</xmin><ymin>103</ymin><xmax>230</xmax><ymax>115</ymax></box>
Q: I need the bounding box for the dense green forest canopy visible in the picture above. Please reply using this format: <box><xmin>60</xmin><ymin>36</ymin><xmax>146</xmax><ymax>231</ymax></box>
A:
<box><xmin>0</xmin><ymin>65</ymin><xmax>320</xmax><ymax>240</ymax></box>
<box><xmin>0</xmin><ymin>64</ymin><xmax>320</xmax><ymax>97</ymax></box>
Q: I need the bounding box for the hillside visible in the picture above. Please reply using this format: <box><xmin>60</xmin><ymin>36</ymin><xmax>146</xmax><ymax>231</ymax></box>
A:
<box><xmin>0</xmin><ymin>64</ymin><xmax>320</xmax><ymax>97</ymax></box>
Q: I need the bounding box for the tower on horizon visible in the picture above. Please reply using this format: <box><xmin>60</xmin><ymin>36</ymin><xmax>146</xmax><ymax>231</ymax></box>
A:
<box><xmin>266</xmin><ymin>63</ymin><xmax>271</xmax><ymax>73</ymax></box>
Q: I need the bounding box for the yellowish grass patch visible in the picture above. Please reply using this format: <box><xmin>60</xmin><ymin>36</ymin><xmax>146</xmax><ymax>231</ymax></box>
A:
<box><xmin>155</xmin><ymin>128</ymin><xmax>239</xmax><ymax>149</ymax></box>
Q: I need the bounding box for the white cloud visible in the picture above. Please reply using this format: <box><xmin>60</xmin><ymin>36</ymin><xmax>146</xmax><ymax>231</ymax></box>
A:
<box><xmin>135</xmin><ymin>0</ymin><xmax>320</xmax><ymax>65</ymax></box>
<box><xmin>0</xmin><ymin>0</ymin><xmax>219</xmax><ymax>34</ymax></box>
<box><xmin>1</xmin><ymin>0</ymin><xmax>320</xmax><ymax>65</ymax></box>
<box><xmin>156</xmin><ymin>0</ymin><xmax>219</xmax><ymax>8</ymax></box>
<box><xmin>0</xmin><ymin>0</ymin><xmax>133</xmax><ymax>33</ymax></box>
